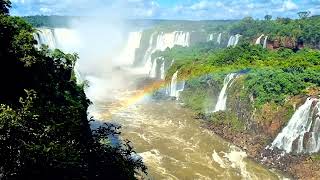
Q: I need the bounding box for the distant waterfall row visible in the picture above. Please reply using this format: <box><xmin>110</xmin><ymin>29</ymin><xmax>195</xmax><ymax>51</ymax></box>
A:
<box><xmin>33</xmin><ymin>28</ymin><xmax>80</xmax><ymax>52</ymax></box>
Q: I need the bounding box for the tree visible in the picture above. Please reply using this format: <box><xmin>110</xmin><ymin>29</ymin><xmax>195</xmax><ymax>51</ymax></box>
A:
<box><xmin>0</xmin><ymin>0</ymin><xmax>11</xmax><ymax>15</ymax></box>
<box><xmin>298</xmin><ymin>11</ymin><xmax>311</xmax><ymax>19</ymax></box>
<box><xmin>0</xmin><ymin>1</ymin><xmax>146</xmax><ymax>179</ymax></box>
<box><xmin>264</xmin><ymin>15</ymin><xmax>272</xmax><ymax>21</ymax></box>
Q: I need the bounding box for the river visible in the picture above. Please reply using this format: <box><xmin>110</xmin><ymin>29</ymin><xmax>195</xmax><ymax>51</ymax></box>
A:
<box><xmin>91</xmin><ymin>95</ymin><xmax>285</xmax><ymax>180</ymax></box>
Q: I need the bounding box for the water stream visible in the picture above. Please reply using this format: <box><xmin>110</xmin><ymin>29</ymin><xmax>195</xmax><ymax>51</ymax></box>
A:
<box><xmin>94</xmin><ymin>99</ymin><xmax>284</xmax><ymax>180</ymax></box>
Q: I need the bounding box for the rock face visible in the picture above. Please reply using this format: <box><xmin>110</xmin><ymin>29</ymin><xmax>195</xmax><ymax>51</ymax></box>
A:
<box><xmin>267</xmin><ymin>37</ymin><xmax>304</xmax><ymax>50</ymax></box>
<box><xmin>178</xmin><ymin>73</ymin><xmax>320</xmax><ymax>179</ymax></box>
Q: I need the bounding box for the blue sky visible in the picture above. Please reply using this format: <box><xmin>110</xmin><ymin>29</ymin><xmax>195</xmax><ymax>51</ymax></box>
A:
<box><xmin>10</xmin><ymin>0</ymin><xmax>320</xmax><ymax>20</ymax></box>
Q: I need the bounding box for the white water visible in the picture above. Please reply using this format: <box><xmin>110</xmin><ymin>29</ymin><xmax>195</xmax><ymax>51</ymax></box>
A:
<box><xmin>114</xmin><ymin>31</ymin><xmax>142</xmax><ymax>66</ymax></box>
<box><xmin>34</xmin><ymin>28</ymin><xmax>57</xmax><ymax>49</ymax></box>
<box><xmin>270</xmin><ymin>98</ymin><xmax>320</xmax><ymax>153</ymax></box>
<box><xmin>217</xmin><ymin>33</ymin><xmax>222</xmax><ymax>44</ymax></box>
<box><xmin>149</xmin><ymin>58</ymin><xmax>158</xmax><ymax>78</ymax></box>
<box><xmin>141</xmin><ymin>31</ymin><xmax>190</xmax><ymax>74</ymax></box>
<box><xmin>169</xmin><ymin>71</ymin><xmax>185</xmax><ymax>100</ymax></box>
<box><xmin>234</xmin><ymin>34</ymin><xmax>241</xmax><ymax>47</ymax></box>
<box><xmin>255</xmin><ymin>34</ymin><xmax>265</xmax><ymax>45</ymax></box>
<box><xmin>213</xmin><ymin>73</ymin><xmax>238</xmax><ymax>113</ymax></box>
<box><xmin>227</xmin><ymin>34</ymin><xmax>241</xmax><ymax>47</ymax></box>
<box><xmin>263</xmin><ymin>36</ymin><xmax>268</xmax><ymax>49</ymax></box>
<box><xmin>227</xmin><ymin>36</ymin><xmax>235</xmax><ymax>47</ymax></box>
<box><xmin>160</xmin><ymin>61</ymin><xmax>165</xmax><ymax>80</ymax></box>
<box><xmin>208</xmin><ymin>34</ymin><xmax>214</xmax><ymax>41</ymax></box>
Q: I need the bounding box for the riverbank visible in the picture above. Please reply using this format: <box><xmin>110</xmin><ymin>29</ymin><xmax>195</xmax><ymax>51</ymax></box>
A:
<box><xmin>202</xmin><ymin>118</ymin><xmax>320</xmax><ymax>179</ymax></box>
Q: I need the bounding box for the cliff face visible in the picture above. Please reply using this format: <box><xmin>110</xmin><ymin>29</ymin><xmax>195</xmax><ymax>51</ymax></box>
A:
<box><xmin>267</xmin><ymin>37</ymin><xmax>304</xmax><ymax>50</ymax></box>
<box><xmin>177</xmin><ymin>73</ymin><xmax>320</xmax><ymax>179</ymax></box>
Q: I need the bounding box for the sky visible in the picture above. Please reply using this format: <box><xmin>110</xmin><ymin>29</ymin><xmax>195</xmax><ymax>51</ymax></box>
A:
<box><xmin>10</xmin><ymin>0</ymin><xmax>320</xmax><ymax>20</ymax></box>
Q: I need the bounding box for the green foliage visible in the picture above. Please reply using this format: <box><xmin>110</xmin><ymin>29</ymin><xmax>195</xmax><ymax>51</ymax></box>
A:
<box><xmin>0</xmin><ymin>4</ymin><xmax>146</xmax><ymax>179</ymax></box>
<box><xmin>162</xmin><ymin>41</ymin><xmax>320</xmax><ymax>107</ymax></box>
<box><xmin>264</xmin><ymin>15</ymin><xmax>272</xmax><ymax>21</ymax></box>
<box><xmin>229</xmin><ymin>16</ymin><xmax>320</xmax><ymax>48</ymax></box>
<box><xmin>297</xmin><ymin>11</ymin><xmax>311</xmax><ymax>19</ymax></box>
<box><xmin>209</xmin><ymin>111</ymin><xmax>245</xmax><ymax>132</ymax></box>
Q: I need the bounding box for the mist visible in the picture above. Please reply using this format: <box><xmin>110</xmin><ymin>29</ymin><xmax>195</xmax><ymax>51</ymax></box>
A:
<box><xmin>55</xmin><ymin>1</ymin><xmax>141</xmax><ymax>105</ymax></box>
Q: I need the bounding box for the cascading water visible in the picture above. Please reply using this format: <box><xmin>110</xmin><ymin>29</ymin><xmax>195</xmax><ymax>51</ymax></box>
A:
<box><xmin>141</xmin><ymin>31</ymin><xmax>190</xmax><ymax>74</ymax></box>
<box><xmin>234</xmin><ymin>34</ymin><xmax>241</xmax><ymax>47</ymax></box>
<box><xmin>255</xmin><ymin>34</ymin><xmax>265</xmax><ymax>45</ymax></box>
<box><xmin>34</xmin><ymin>28</ymin><xmax>57</xmax><ymax>49</ymax></box>
<box><xmin>149</xmin><ymin>58</ymin><xmax>158</xmax><ymax>78</ymax></box>
<box><xmin>34</xmin><ymin>28</ymin><xmax>84</xmax><ymax>82</ymax></box>
<box><xmin>212</xmin><ymin>73</ymin><xmax>238</xmax><ymax>112</ymax></box>
<box><xmin>148</xmin><ymin>57</ymin><xmax>167</xmax><ymax>79</ymax></box>
<box><xmin>169</xmin><ymin>71</ymin><xmax>185</xmax><ymax>100</ymax></box>
<box><xmin>227</xmin><ymin>36</ymin><xmax>235</xmax><ymax>47</ymax></box>
<box><xmin>263</xmin><ymin>36</ymin><xmax>268</xmax><ymax>49</ymax></box>
<box><xmin>207</xmin><ymin>33</ymin><xmax>214</xmax><ymax>41</ymax></box>
<box><xmin>115</xmin><ymin>31</ymin><xmax>142</xmax><ymax>66</ymax></box>
<box><xmin>270</xmin><ymin>98</ymin><xmax>320</xmax><ymax>154</ymax></box>
<box><xmin>217</xmin><ymin>33</ymin><xmax>222</xmax><ymax>44</ymax></box>
<box><xmin>160</xmin><ymin>61</ymin><xmax>165</xmax><ymax>80</ymax></box>
<box><xmin>227</xmin><ymin>34</ymin><xmax>241</xmax><ymax>47</ymax></box>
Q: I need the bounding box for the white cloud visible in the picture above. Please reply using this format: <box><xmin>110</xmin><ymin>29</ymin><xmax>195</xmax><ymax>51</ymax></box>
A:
<box><xmin>10</xmin><ymin>0</ymin><xmax>320</xmax><ymax>20</ymax></box>
<box><xmin>282</xmin><ymin>0</ymin><xmax>298</xmax><ymax>11</ymax></box>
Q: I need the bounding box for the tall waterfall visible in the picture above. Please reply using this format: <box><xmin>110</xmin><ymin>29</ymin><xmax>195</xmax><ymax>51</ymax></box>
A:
<box><xmin>270</xmin><ymin>98</ymin><xmax>320</xmax><ymax>153</ymax></box>
<box><xmin>149</xmin><ymin>58</ymin><xmax>158</xmax><ymax>78</ymax></box>
<box><xmin>208</xmin><ymin>34</ymin><xmax>214</xmax><ymax>41</ymax></box>
<box><xmin>227</xmin><ymin>36</ymin><xmax>235</xmax><ymax>47</ymax></box>
<box><xmin>213</xmin><ymin>73</ymin><xmax>238</xmax><ymax>112</ymax></box>
<box><xmin>169</xmin><ymin>71</ymin><xmax>185</xmax><ymax>100</ymax></box>
<box><xmin>142</xmin><ymin>31</ymin><xmax>190</xmax><ymax>74</ymax></box>
<box><xmin>227</xmin><ymin>34</ymin><xmax>241</xmax><ymax>47</ymax></box>
<box><xmin>115</xmin><ymin>32</ymin><xmax>142</xmax><ymax>66</ymax></box>
<box><xmin>217</xmin><ymin>33</ymin><xmax>222</xmax><ymax>44</ymax></box>
<box><xmin>34</xmin><ymin>28</ymin><xmax>57</xmax><ymax>49</ymax></box>
<box><xmin>255</xmin><ymin>34</ymin><xmax>265</xmax><ymax>45</ymax></box>
<box><xmin>263</xmin><ymin>36</ymin><xmax>268</xmax><ymax>48</ymax></box>
<box><xmin>160</xmin><ymin>61</ymin><xmax>165</xmax><ymax>80</ymax></box>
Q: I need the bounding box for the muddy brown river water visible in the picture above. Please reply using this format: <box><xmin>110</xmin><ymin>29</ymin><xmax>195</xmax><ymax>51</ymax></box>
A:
<box><xmin>93</xmin><ymin>98</ymin><xmax>286</xmax><ymax>180</ymax></box>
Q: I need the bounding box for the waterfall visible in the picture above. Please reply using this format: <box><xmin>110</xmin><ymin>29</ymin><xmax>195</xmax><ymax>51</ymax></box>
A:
<box><xmin>170</xmin><ymin>71</ymin><xmax>178</xmax><ymax>97</ymax></box>
<box><xmin>149</xmin><ymin>58</ymin><xmax>157</xmax><ymax>78</ymax></box>
<box><xmin>115</xmin><ymin>31</ymin><xmax>142</xmax><ymax>66</ymax></box>
<box><xmin>213</xmin><ymin>73</ymin><xmax>238</xmax><ymax>112</ymax></box>
<box><xmin>34</xmin><ymin>28</ymin><xmax>84</xmax><ymax>81</ymax></box>
<box><xmin>217</xmin><ymin>33</ymin><xmax>222</xmax><ymax>44</ymax></box>
<box><xmin>255</xmin><ymin>34</ymin><xmax>265</xmax><ymax>45</ymax></box>
<box><xmin>270</xmin><ymin>98</ymin><xmax>320</xmax><ymax>153</ymax></box>
<box><xmin>34</xmin><ymin>28</ymin><xmax>57</xmax><ymax>49</ymax></box>
<box><xmin>227</xmin><ymin>36</ymin><xmax>235</xmax><ymax>47</ymax></box>
<box><xmin>234</xmin><ymin>34</ymin><xmax>241</xmax><ymax>47</ymax></box>
<box><xmin>142</xmin><ymin>31</ymin><xmax>190</xmax><ymax>75</ymax></box>
<box><xmin>227</xmin><ymin>34</ymin><xmax>241</xmax><ymax>47</ymax></box>
<box><xmin>208</xmin><ymin>34</ymin><xmax>214</xmax><ymax>41</ymax></box>
<box><xmin>148</xmin><ymin>57</ymin><xmax>167</xmax><ymax>79</ymax></box>
<box><xmin>169</xmin><ymin>71</ymin><xmax>185</xmax><ymax>100</ymax></box>
<box><xmin>160</xmin><ymin>61</ymin><xmax>165</xmax><ymax>80</ymax></box>
<box><xmin>263</xmin><ymin>36</ymin><xmax>268</xmax><ymax>48</ymax></box>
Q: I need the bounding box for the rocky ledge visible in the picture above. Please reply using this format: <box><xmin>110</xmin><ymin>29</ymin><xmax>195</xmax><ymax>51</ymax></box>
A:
<box><xmin>203</xmin><ymin>121</ymin><xmax>320</xmax><ymax>179</ymax></box>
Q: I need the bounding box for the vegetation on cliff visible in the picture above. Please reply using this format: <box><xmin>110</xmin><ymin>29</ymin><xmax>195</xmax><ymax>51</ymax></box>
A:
<box><xmin>0</xmin><ymin>1</ymin><xmax>146</xmax><ymax>179</ymax></box>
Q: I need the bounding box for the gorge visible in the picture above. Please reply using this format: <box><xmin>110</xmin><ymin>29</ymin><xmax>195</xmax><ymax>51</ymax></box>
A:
<box><xmin>30</xmin><ymin>16</ymin><xmax>320</xmax><ymax>179</ymax></box>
